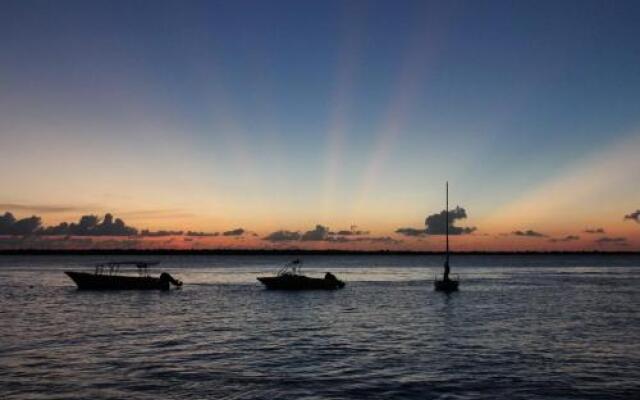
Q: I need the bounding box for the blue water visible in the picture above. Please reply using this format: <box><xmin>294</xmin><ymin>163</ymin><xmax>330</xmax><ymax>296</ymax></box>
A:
<box><xmin>1</xmin><ymin>254</ymin><xmax>639</xmax><ymax>399</ymax></box>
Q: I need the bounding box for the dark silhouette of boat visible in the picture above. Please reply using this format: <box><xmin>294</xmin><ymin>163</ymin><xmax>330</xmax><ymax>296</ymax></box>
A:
<box><xmin>434</xmin><ymin>272</ymin><xmax>459</xmax><ymax>292</ymax></box>
<box><xmin>65</xmin><ymin>261</ymin><xmax>182</xmax><ymax>291</ymax></box>
<box><xmin>257</xmin><ymin>259</ymin><xmax>345</xmax><ymax>290</ymax></box>
<box><xmin>435</xmin><ymin>182</ymin><xmax>460</xmax><ymax>292</ymax></box>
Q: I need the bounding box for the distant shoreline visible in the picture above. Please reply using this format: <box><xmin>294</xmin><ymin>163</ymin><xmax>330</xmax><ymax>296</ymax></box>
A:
<box><xmin>0</xmin><ymin>249</ymin><xmax>638</xmax><ymax>256</ymax></box>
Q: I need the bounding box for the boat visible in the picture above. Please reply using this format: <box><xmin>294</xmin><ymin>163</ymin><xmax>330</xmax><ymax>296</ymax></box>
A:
<box><xmin>65</xmin><ymin>261</ymin><xmax>183</xmax><ymax>291</ymax></box>
<box><xmin>257</xmin><ymin>259</ymin><xmax>345</xmax><ymax>290</ymax></box>
<box><xmin>434</xmin><ymin>182</ymin><xmax>460</xmax><ymax>292</ymax></box>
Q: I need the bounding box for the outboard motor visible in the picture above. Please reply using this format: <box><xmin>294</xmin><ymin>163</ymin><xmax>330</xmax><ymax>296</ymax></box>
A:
<box><xmin>160</xmin><ymin>272</ymin><xmax>183</xmax><ymax>290</ymax></box>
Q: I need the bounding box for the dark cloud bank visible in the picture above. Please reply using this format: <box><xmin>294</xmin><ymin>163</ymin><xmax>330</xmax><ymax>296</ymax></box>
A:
<box><xmin>1</xmin><ymin>212</ymin><xmax>137</xmax><ymax>236</ymax></box>
<box><xmin>223</xmin><ymin>228</ymin><xmax>246</xmax><ymax>236</ymax></box>
<box><xmin>624</xmin><ymin>210</ymin><xmax>640</xmax><ymax>223</ymax></box>
<box><xmin>264</xmin><ymin>225</ymin><xmax>398</xmax><ymax>245</ymax></box>
<box><xmin>0</xmin><ymin>211</ymin><xmax>254</xmax><ymax>241</ymax></box>
<box><xmin>335</xmin><ymin>226</ymin><xmax>369</xmax><ymax>236</ymax></box>
<box><xmin>223</xmin><ymin>228</ymin><xmax>257</xmax><ymax>238</ymax></box>
<box><xmin>512</xmin><ymin>230</ymin><xmax>547</xmax><ymax>238</ymax></box>
<box><xmin>595</xmin><ymin>237</ymin><xmax>628</xmax><ymax>246</ymax></box>
<box><xmin>1</xmin><ymin>209</ymin><xmax>632</xmax><ymax>250</ymax></box>
<box><xmin>301</xmin><ymin>225</ymin><xmax>331</xmax><ymax>241</ymax></box>
<box><xmin>186</xmin><ymin>231</ymin><xmax>219</xmax><ymax>237</ymax></box>
<box><xmin>549</xmin><ymin>235</ymin><xmax>580</xmax><ymax>243</ymax></box>
<box><xmin>0</xmin><ymin>213</ymin><xmax>42</xmax><ymax>236</ymax></box>
<box><xmin>395</xmin><ymin>227</ymin><xmax>427</xmax><ymax>237</ymax></box>
<box><xmin>396</xmin><ymin>207</ymin><xmax>476</xmax><ymax>237</ymax></box>
<box><xmin>264</xmin><ymin>230</ymin><xmax>301</xmax><ymax>242</ymax></box>
<box><xmin>140</xmin><ymin>229</ymin><xmax>184</xmax><ymax>237</ymax></box>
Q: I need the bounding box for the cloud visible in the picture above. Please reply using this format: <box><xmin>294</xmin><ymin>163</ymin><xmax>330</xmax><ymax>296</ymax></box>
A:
<box><xmin>549</xmin><ymin>235</ymin><xmax>580</xmax><ymax>243</ymax></box>
<box><xmin>301</xmin><ymin>225</ymin><xmax>331</xmax><ymax>241</ymax></box>
<box><xmin>332</xmin><ymin>226</ymin><xmax>370</xmax><ymax>236</ymax></box>
<box><xmin>39</xmin><ymin>213</ymin><xmax>138</xmax><ymax>236</ymax></box>
<box><xmin>425</xmin><ymin>207</ymin><xmax>476</xmax><ymax>235</ymax></box>
<box><xmin>512</xmin><ymin>230</ymin><xmax>547</xmax><ymax>238</ymax></box>
<box><xmin>595</xmin><ymin>236</ymin><xmax>628</xmax><ymax>246</ymax></box>
<box><xmin>624</xmin><ymin>210</ymin><xmax>640</xmax><ymax>223</ymax></box>
<box><xmin>0</xmin><ymin>212</ymin><xmax>42</xmax><ymax>235</ymax></box>
<box><xmin>139</xmin><ymin>229</ymin><xmax>184</xmax><ymax>237</ymax></box>
<box><xmin>263</xmin><ymin>230</ymin><xmax>301</xmax><ymax>242</ymax></box>
<box><xmin>0</xmin><ymin>213</ymin><xmax>15</xmax><ymax>232</ymax></box>
<box><xmin>222</xmin><ymin>228</ymin><xmax>246</xmax><ymax>236</ymax></box>
<box><xmin>584</xmin><ymin>228</ymin><xmax>605</xmax><ymax>234</ymax></box>
<box><xmin>263</xmin><ymin>224</ymin><xmax>402</xmax><ymax>246</ymax></box>
<box><xmin>186</xmin><ymin>231</ymin><xmax>219</xmax><ymax>237</ymax></box>
<box><xmin>0</xmin><ymin>212</ymin><xmax>139</xmax><ymax>237</ymax></box>
<box><xmin>0</xmin><ymin>204</ymin><xmax>90</xmax><ymax>213</ymax></box>
<box><xmin>395</xmin><ymin>206</ymin><xmax>475</xmax><ymax>238</ymax></box>
<box><xmin>395</xmin><ymin>227</ymin><xmax>427</xmax><ymax>237</ymax></box>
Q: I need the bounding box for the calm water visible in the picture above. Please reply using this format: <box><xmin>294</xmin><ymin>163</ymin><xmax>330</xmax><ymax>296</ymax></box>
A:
<box><xmin>1</xmin><ymin>254</ymin><xmax>639</xmax><ymax>399</ymax></box>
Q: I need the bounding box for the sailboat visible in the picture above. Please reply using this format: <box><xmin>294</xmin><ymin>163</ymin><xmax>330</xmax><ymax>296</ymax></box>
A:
<box><xmin>434</xmin><ymin>182</ymin><xmax>459</xmax><ymax>292</ymax></box>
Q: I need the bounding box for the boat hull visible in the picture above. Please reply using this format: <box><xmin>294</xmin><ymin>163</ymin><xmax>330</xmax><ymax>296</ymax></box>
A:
<box><xmin>257</xmin><ymin>275</ymin><xmax>345</xmax><ymax>290</ymax></box>
<box><xmin>65</xmin><ymin>271</ymin><xmax>171</xmax><ymax>291</ymax></box>
<box><xmin>434</xmin><ymin>279</ymin><xmax>459</xmax><ymax>292</ymax></box>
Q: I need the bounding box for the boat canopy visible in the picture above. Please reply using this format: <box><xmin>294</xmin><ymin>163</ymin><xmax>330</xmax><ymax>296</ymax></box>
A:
<box><xmin>277</xmin><ymin>259</ymin><xmax>302</xmax><ymax>276</ymax></box>
<box><xmin>94</xmin><ymin>261</ymin><xmax>159</xmax><ymax>276</ymax></box>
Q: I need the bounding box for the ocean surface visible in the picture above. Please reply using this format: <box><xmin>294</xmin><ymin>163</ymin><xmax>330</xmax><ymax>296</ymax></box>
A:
<box><xmin>1</xmin><ymin>254</ymin><xmax>639</xmax><ymax>399</ymax></box>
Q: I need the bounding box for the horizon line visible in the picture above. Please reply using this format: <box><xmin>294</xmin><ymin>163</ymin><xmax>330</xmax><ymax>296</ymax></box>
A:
<box><xmin>1</xmin><ymin>249</ymin><xmax>638</xmax><ymax>256</ymax></box>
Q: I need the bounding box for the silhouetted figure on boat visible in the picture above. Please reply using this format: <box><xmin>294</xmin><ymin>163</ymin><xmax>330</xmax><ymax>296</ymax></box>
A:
<box><xmin>443</xmin><ymin>260</ymin><xmax>450</xmax><ymax>282</ymax></box>
<box><xmin>325</xmin><ymin>272</ymin><xmax>339</xmax><ymax>282</ymax></box>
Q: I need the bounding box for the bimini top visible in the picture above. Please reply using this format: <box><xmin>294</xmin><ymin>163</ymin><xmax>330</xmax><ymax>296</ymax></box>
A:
<box><xmin>93</xmin><ymin>261</ymin><xmax>159</xmax><ymax>276</ymax></box>
<box><xmin>277</xmin><ymin>259</ymin><xmax>302</xmax><ymax>276</ymax></box>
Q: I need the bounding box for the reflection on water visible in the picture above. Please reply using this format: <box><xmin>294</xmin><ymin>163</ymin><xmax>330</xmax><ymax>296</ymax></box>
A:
<box><xmin>1</xmin><ymin>254</ymin><xmax>639</xmax><ymax>399</ymax></box>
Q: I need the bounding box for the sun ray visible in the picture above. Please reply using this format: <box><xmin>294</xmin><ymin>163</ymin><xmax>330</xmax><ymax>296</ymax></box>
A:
<box><xmin>322</xmin><ymin>5</ymin><xmax>367</xmax><ymax>221</ymax></box>
<box><xmin>352</xmin><ymin>15</ymin><xmax>444</xmax><ymax>218</ymax></box>
<box><xmin>480</xmin><ymin>130</ymin><xmax>640</xmax><ymax>247</ymax></box>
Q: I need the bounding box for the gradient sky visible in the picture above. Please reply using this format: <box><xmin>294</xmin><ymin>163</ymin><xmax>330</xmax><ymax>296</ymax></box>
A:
<box><xmin>1</xmin><ymin>0</ymin><xmax>639</xmax><ymax>250</ymax></box>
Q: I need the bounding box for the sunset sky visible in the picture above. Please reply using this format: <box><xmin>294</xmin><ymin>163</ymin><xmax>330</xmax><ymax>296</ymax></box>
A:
<box><xmin>1</xmin><ymin>0</ymin><xmax>639</xmax><ymax>251</ymax></box>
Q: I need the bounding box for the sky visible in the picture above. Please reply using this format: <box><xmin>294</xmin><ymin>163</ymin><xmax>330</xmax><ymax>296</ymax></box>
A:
<box><xmin>1</xmin><ymin>0</ymin><xmax>639</xmax><ymax>251</ymax></box>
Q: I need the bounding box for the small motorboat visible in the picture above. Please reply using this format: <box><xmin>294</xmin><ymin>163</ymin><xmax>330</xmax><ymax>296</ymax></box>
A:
<box><xmin>257</xmin><ymin>259</ymin><xmax>345</xmax><ymax>290</ymax></box>
<box><xmin>65</xmin><ymin>261</ymin><xmax>183</xmax><ymax>291</ymax></box>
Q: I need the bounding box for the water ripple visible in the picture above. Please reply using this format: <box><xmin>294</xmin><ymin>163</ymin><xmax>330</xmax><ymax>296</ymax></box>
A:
<box><xmin>1</xmin><ymin>255</ymin><xmax>640</xmax><ymax>399</ymax></box>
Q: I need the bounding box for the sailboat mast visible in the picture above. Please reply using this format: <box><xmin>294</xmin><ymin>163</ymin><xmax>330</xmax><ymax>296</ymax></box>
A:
<box><xmin>446</xmin><ymin>181</ymin><xmax>449</xmax><ymax>262</ymax></box>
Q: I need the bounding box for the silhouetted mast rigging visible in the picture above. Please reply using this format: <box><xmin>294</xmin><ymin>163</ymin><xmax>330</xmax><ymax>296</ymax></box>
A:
<box><xmin>446</xmin><ymin>181</ymin><xmax>449</xmax><ymax>265</ymax></box>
